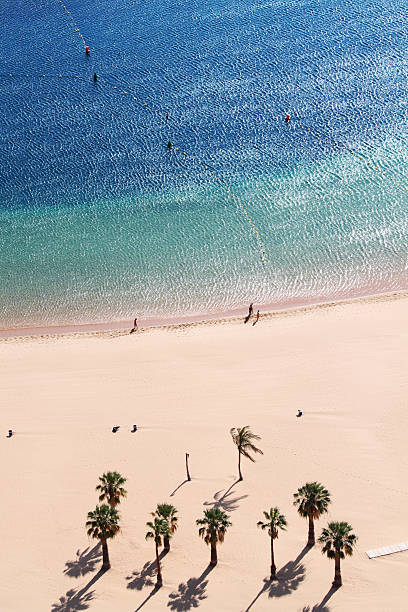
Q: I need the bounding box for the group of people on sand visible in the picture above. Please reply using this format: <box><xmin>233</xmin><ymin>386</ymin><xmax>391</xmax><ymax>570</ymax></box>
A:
<box><xmin>245</xmin><ymin>303</ymin><xmax>260</xmax><ymax>325</ymax></box>
<box><xmin>112</xmin><ymin>424</ymin><xmax>137</xmax><ymax>433</ymax></box>
<box><xmin>131</xmin><ymin>306</ymin><xmax>260</xmax><ymax>333</ymax></box>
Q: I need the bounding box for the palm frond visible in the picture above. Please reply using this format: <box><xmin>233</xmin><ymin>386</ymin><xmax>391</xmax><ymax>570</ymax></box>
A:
<box><xmin>231</xmin><ymin>426</ymin><xmax>263</xmax><ymax>462</ymax></box>
<box><xmin>257</xmin><ymin>507</ymin><xmax>287</xmax><ymax>538</ymax></box>
<box><xmin>319</xmin><ymin>521</ymin><xmax>357</xmax><ymax>559</ymax></box>
<box><xmin>196</xmin><ymin>508</ymin><xmax>232</xmax><ymax>546</ymax></box>
<box><xmin>293</xmin><ymin>482</ymin><xmax>331</xmax><ymax>520</ymax></box>
<box><xmin>95</xmin><ymin>471</ymin><xmax>128</xmax><ymax>506</ymax></box>
<box><xmin>85</xmin><ymin>504</ymin><xmax>120</xmax><ymax>541</ymax></box>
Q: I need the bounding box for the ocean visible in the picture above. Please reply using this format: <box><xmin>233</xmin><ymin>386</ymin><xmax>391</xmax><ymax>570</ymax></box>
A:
<box><xmin>1</xmin><ymin>0</ymin><xmax>407</xmax><ymax>328</ymax></box>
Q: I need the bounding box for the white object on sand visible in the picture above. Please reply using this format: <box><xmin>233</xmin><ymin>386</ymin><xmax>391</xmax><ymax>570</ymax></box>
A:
<box><xmin>366</xmin><ymin>541</ymin><xmax>408</xmax><ymax>558</ymax></box>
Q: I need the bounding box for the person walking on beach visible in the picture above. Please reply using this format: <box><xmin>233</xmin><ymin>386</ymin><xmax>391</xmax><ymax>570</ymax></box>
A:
<box><xmin>253</xmin><ymin>310</ymin><xmax>260</xmax><ymax>326</ymax></box>
<box><xmin>245</xmin><ymin>303</ymin><xmax>254</xmax><ymax>324</ymax></box>
<box><xmin>130</xmin><ymin>317</ymin><xmax>138</xmax><ymax>334</ymax></box>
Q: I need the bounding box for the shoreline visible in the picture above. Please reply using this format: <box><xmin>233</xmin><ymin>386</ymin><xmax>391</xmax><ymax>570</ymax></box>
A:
<box><xmin>1</xmin><ymin>288</ymin><xmax>407</xmax><ymax>341</ymax></box>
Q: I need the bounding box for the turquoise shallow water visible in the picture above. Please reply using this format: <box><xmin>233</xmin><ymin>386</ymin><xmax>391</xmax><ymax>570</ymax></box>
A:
<box><xmin>1</xmin><ymin>0</ymin><xmax>408</xmax><ymax>327</ymax></box>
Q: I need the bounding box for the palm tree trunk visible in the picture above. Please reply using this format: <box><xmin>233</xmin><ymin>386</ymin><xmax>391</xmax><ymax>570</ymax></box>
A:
<box><xmin>210</xmin><ymin>541</ymin><xmax>218</xmax><ymax>566</ymax></box>
<box><xmin>307</xmin><ymin>514</ymin><xmax>315</xmax><ymax>546</ymax></box>
<box><xmin>270</xmin><ymin>535</ymin><xmax>277</xmax><ymax>580</ymax></box>
<box><xmin>101</xmin><ymin>538</ymin><xmax>110</xmax><ymax>570</ymax></box>
<box><xmin>333</xmin><ymin>550</ymin><xmax>342</xmax><ymax>587</ymax></box>
<box><xmin>155</xmin><ymin>542</ymin><xmax>163</xmax><ymax>587</ymax></box>
<box><xmin>163</xmin><ymin>535</ymin><xmax>170</xmax><ymax>552</ymax></box>
<box><xmin>186</xmin><ymin>453</ymin><xmax>191</xmax><ymax>481</ymax></box>
<box><xmin>238</xmin><ymin>449</ymin><xmax>243</xmax><ymax>481</ymax></box>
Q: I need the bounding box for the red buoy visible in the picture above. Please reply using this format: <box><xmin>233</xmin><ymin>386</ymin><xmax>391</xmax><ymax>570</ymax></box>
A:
<box><xmin>285</xmin><ymin>113</ymin><xmax>290</xmax><ymax>122</ymax></box>
<box><xmin>85</xmin><ymin>46</ymin><xmax>90</xmax><ymax>54</ymax></box>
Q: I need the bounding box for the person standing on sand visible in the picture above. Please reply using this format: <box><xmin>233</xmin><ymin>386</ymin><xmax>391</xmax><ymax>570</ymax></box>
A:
<box><xmin>253</xmin><ymin>310</ymin><xmax>260</xmax><ymax>326</ymax></box>
<box><xmin>130</xmin><ymin>317</ymin><xmax>138</xmax><ymax>334</ymax></box>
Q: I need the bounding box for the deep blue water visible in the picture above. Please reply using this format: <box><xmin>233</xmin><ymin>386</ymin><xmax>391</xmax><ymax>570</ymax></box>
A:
<box><xmin>1</xmin><ymin>0</ymin><xmax>407</xmax><ymax>327</ymax></box>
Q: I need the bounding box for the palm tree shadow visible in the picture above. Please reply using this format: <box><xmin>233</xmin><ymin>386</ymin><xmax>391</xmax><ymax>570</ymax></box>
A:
<box><xmin>170</xmin><ymin>479</ymin><xmax>189</xmax><ymax>497</ymax></box>
<box><xmin>50</xmin><ymin>588</ymin><xmax>95</xmax><ymax>612</ymax></box>
<box><xmin>135</xmin><ymin>585</ymin><xmax>161</xmax><ymax>611</ymax></box>
<box><xmin>204</xmin><ymin>480</ymin><xmax>247</xmax><ymax>512</ymax></box>
<box><xmin>167</xmin><ymin>564</ymin><xmax>214</xmax><ymax>611</ymax></box>
<box><xmin>64</xmin><ymin>543</ymin><xmax>102</xmax><ymax>578</ymax></box>
<box><xmin>294</xmin><ymin>545</ymin><xmax>312</xmax><ymax>564</ymax></box>
<box><xmin>302</xmin><ymin>585</ymin><xmax>339</xmax><ymax>611</ymax></box>
<box><xmin>244</xmin><ymin>547</ymin><xmax>309</xmax><ymax>610</ymax></box>
<box><xmin>126</xmin><ymin>560</ymin><xmax>157</xmax><ymax>590</ymax></box>
<box><xmin>51</xmin><ymin>568</ymin><xmax>107</xmax><ymax>611</ymax></box>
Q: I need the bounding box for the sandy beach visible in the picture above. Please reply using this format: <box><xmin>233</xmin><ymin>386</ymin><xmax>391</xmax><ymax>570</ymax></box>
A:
<box><xmin>1</xmin><ymin>292</ymin><xmax>408</xmax><ymax>611</ymax></box>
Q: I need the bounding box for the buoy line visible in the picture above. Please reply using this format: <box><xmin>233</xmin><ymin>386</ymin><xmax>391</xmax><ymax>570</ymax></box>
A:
<box><xmin>56</xmin><ymin>0</ymin><xmax>88</xmax><ymax>49</ymax></box>
<box><xmin>50</xmin><ymin>2</ymin><xmax>406</xmax><ymax>263</ymax></box>
<box><xmin>50</xmin><ymin>2</ymin><xmax>270</xmax><ymax>265</ymax></box>
<box><xmin>0</xmin><ymin>72</ymin><xmax>86</xmax><ymax>79</ymax></box>
<box><xmin>51</xmin><ymin>0</ymin><xmax>408</xmax><ymax>261</ymax></box>
<box><xmin>172</xmin><ymin>148</ymin><xmax>268</xmax><ymax>263</ymax></box>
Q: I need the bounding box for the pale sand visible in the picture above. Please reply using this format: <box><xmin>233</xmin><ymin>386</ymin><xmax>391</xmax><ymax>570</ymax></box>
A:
<box><xmin>1</xmin><ymin>293</ymin><xmax>408</xmax><ymax>611</ymax></box>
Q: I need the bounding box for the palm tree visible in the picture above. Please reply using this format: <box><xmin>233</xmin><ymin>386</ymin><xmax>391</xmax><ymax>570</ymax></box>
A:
<box><xmin>146</xmin><ymin>517</ymin><xmax>171</xmax><ymax>587</ymax></box>
<box><xmin>86</xmin><ymin>504</ymin><xmax>120</xmax><ymax>570</ymax></box>
<box><xmin>155</xmin><ymin>504</ymin><xmax>178</xmax><ymax>552</ymax></box>
<box><xmin>196</xmin><ymin>508</ymin><xmax>232</xmax><ymax>566</ymax></box>
<box><xmin>230</xmin><ymin>426</ymin><xmax>263</xmax><ymax>481</ymax></box>
<box><xmin>293</xmin><ymin>482</ymin><xmax>331</xmax><ymax>546</ymax></box>
<box><xmin>319</xmin><ymin>521</ymin><xmax>357</xmax><ymax>587</ymax></box>
<box><xmin>257</xmin><ymin>507</ymin><xmax>287</xmax><ymax>580</ymax></box>
<box><xmin>96</xmin><ymin>471</ymin><xmax>127</xmax><ymax>507</ymax></box>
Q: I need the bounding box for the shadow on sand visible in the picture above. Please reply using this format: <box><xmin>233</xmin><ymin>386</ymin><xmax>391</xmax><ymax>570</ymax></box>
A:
<box><xmin>126</xmin><ymin>560</ymin><xmax>157</xmax><ymax>590</ymax></box>
<box><xmin>167</xmin><ymin>564</ymin><xmax>214</xmax><ymax>611</ymax></box>
<box><xmin>204</xmin><ymin>480</ymin><xmax>247</xmax><ymax>512</ymax></box>
<box><xmin>64</xmin><ymin>544</ymin><xmax>102</xmax><ymax>578</ymax></box>
<box><xmin>170</xmin><ymin>479</ymin><xmax>189</xmax><ymax>497</ymax></box>
<box><xmin>51</xmin><ymin>568</ymin><xmax>107</xmax><ymax>611</ymax></box>
<box><xmin>126</xmin><ymin>549</ymin><xmax>168</xmax><ymax>591</ymax></box>
<box><xmin>244</xmin><ymin>546</ymin><xmax>310</xmax><ymax>611</ymax></box>
<box><xmin>134</xmin><ymin>585</ymin><xmax>161</xmax><ymax>611</ymax></box>
<box><xmin>302</xmin><ymin>585</ymin><xmax>339</xmax><ymax>611</ymax></box>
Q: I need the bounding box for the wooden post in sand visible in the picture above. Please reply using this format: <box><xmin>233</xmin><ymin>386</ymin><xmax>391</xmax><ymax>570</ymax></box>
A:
<box><xmin>185</xmin><ymin>453</ymin><xmax>191</xmax><ymax>481</ymax></box>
